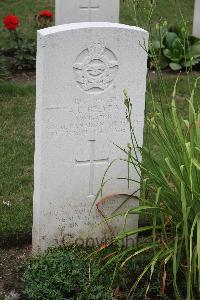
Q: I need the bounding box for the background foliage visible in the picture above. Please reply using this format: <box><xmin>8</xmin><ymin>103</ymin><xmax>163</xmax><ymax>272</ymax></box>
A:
<box><xmin>150</xmin><ymin>22</ymin><xmax>200</xmax><ymax>70</ymax></box>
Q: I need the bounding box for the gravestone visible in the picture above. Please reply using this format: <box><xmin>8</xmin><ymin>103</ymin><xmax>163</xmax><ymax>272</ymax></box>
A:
<box><xmin>193</xmin><ymin>0</ymin><xmax>200</xmax><ymax>38</ymax></box>
<box><xmin>55</xmin><ymin>0</ymin><xmax>120</xmax><ymax>25</ymax></box>
<box><xmin>33</xmin><ymin>22</ymin><xmax>148</xmax><ymax>253</ymax></box>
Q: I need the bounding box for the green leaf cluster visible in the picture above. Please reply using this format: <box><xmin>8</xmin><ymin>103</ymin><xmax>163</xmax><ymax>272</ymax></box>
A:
<box><xmin>150</xmin><ymin>22</ymin><xmax>200</xmax><ymax>71</ymax></box>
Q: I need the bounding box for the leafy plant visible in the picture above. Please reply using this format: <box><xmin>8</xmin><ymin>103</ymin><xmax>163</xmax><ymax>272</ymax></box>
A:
<box><xmin>13</xmin><ymin>39</ymin><xmax>36</xmax><ymax>70</ymax></box>
<box><xmin>150</xmin><ymin>22</ymin><xmax>200</xmax><ymax>70</ymax></box>
<box><xmin>23</xmin><ymin>247</ymin><xmax>114</xmax><ymax>300</ymax></box>
<box><xmin>96</xmin><ymin>78</ymin><xmax>200</xmax><ymax>299</ymax></box>
<box><xmin>3</xmin><ymin>14</ymin><xmax>36</xmax><ymax>71</ymax></box>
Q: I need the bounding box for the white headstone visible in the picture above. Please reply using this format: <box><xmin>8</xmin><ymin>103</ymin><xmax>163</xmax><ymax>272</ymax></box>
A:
<box><xmin>33</xmin><ymin>22</ymin><xmax>148</xmax><ymax>253</ymax></box>
<box><xmin>193</xmin><ymin>0</ymin><xmax>200</xmax><ymax>38</ymax></box>
<box><xmin>55</xmin><ymin>0</ymin><xmax>120</xmax><ymax>25</ymax></box>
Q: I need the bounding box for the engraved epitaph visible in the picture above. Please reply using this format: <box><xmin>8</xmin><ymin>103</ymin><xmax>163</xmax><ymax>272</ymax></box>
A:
<box><xmin>33</xmin><ymin>23</ymin><xmax>148</xmax><ymax>252</ymax></box>
<box><xmin>55</xmin><ymin>0</ymin><xmax>120</xmax><ymax>25</ymax></box>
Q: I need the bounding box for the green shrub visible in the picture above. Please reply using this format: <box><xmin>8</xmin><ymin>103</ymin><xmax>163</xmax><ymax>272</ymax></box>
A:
<box><xmin>23</xmin><ymin>247</ymin><xmax>114</xmax><ymax>300</ymax></box>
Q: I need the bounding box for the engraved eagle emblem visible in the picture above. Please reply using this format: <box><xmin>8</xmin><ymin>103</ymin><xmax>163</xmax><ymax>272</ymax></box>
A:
<box><xmin>73</xmin><ymin>41</ymin><xmax>119</xmax><ymax>93</ymax></box>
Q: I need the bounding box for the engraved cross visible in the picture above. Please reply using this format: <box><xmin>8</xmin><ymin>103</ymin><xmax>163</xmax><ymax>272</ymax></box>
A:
<box><xmin>75</xmin><ymin>140</ymin><xmax>109</xmax><ymax>197</ymax></box>
<box><xmin>79</xmin><ymin>0</ymin><xmax>100</xmax><ymax>21</ymax></box>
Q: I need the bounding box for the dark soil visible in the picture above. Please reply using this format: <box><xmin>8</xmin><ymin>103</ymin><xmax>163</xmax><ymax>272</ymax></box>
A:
<box><xmin>0</xmin><ymin>233</ymin><xmax>31</xmax><ymax>248</ymax></box>
<box><xmin>0</xmin><ymin>246</ymin><xmax>31</xmax><ymax>299</ymax></box>
<box><xmin>6</xmin><ymin>71</ymin><xmax>36</xmax><ymax>84</ymax></box>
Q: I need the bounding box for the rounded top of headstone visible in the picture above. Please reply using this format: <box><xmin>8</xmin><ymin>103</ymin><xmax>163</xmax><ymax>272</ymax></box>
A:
<box><xmin>38</xmin><ymin>22</ymin><xmax>148</xmax><ymax>37</ymax></box>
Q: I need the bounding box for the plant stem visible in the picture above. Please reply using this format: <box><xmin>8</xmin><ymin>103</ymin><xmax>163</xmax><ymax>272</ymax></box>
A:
<box><xmin>11</xmin><ymin>30</ymin><xmax>21</xmax><ymax>51</ymax></box>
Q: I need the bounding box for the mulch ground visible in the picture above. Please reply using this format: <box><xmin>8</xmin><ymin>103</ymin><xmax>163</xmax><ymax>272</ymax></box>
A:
<box><xmin>6</xmin><ymin>71</ymin><xmax>36</xmax><ymax>84</ymax></box>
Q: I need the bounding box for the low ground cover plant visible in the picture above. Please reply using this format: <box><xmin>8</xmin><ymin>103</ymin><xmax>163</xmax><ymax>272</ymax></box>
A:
<box><xmin>23</xmin><ymin>246</ymin><xmax>169</xmax><ymax>299</ymax></box>
<box><xmin>23</xmin><ymin>247</ymin><xmax>114</xmax><ymax>300</ymax></box>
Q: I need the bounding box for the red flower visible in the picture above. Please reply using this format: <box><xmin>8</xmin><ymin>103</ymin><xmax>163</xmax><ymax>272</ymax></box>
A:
<box><xmin>39</xmin><ymin>10</ymin><xmax>53</xmax><ymax>18</ymax></box>
<box><xmin>3</xmin><ymin>15</ymin><xmax>19</xmax><ymax>31</ymax></box>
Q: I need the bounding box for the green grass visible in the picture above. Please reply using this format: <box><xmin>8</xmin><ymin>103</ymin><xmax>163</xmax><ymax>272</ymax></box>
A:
<box><xmin>121</xmin><ymin>0</ymin><xmax>194</xmax><ymax>30</ymax></box>
<box><xmin>0</xmin><ymin>74</ymin><xmax>199</xmax><ymax>236</ymax></box>
<box><xmin>0</xmin><ymin>0</ymin><xmax>195</xmax><ymax>47</ymax></box>
<box><xmin>147</xmin><ymin>74</ymin><xmax>200</xmax><ymax>116</ymax></box>
<box><xmin>0</xmin><ymin>83</ymin><xmax>35</xmax><ymax>235</ymax></box>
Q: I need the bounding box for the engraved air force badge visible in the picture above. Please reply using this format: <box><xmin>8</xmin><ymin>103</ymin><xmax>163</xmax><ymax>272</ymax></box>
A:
<box><xmin>73</xmin><ymin>41</ymin><xmax>119</xmax><ymax>93</ymax></box>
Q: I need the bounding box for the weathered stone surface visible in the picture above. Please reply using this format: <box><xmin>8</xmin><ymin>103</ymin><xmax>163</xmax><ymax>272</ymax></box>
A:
<box><xmin>193</xmin><ymin>0</ymin><xmax>200</xmax><ymax>38</ymax></box>
<box><xmin>55</xmin><ymin>0</ymin><xmax>120</xmax><ymax>25</ymax></box>
<box><xmin>33</xmin><ymin>23</ymin><xmax>148</xmax><ymax>252</ymax></box>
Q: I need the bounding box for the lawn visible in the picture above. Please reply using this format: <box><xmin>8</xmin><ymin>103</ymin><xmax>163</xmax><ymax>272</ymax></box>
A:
<box><xmin>0</xmin><ymin>73</ymin><xmax>199</xmax><ymax>236</ymax></box>
<box><xmin>0</xmin><ymin>83</ymin><xmax>35</xmax><ymax>236</ymax></box>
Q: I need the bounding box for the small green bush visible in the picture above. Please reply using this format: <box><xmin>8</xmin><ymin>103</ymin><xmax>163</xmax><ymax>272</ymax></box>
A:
<box><xmin>23</xmin><ymin>247</ymin><xmax>114</xmax><ymax>300</ymax></box>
